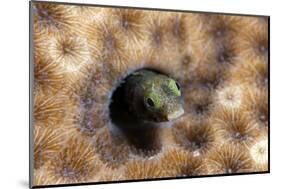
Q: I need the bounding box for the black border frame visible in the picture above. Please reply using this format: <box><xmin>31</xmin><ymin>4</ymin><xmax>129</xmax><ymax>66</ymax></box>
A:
<box><xmin>29</xmin><ymin>1</ymin><xmax>270</xmax><ymax>188</ymax></box>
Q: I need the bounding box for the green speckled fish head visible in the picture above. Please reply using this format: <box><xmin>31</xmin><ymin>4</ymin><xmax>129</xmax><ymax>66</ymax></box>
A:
<box><xmin>125</xmin><ymin>70</ymin><xmax>184</xmax><ymax>122</ymax></box>
<box><xmin>143</xmin><ymin>76</ymin><xmax>184</xmax><ymax>122</ymax></box>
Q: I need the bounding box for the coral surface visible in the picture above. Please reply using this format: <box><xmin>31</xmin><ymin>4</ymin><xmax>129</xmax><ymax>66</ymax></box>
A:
<box><xmin>32</xmin><ymin>2</ymin><xmax>269</xmax><ymax>186</ymax></box>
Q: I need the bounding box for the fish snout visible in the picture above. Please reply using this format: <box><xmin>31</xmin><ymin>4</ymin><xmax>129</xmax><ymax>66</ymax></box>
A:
<box><xmin>167</xmin><ymin>106</ymin><xmax>184</xmax><ymax>121</ymax></box>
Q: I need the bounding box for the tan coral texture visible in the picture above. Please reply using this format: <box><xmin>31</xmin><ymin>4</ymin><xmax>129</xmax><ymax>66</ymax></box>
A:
<box><xmin>31</xmin><ymin>2</ymin><xmax>269</xmax><ymax>187</ymax></box>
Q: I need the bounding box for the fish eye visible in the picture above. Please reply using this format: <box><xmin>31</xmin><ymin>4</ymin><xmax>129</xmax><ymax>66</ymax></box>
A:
<box><xmin>145</xmin><ymin>92</ymin><xmax>161</xmax><ymax>108</ymax></box>
<box><xmin>167</xmin><ymin>79</ymin><xmax>181</xmax><ymax>96</ymax></box>
<box><xmin>146</xmin><ymin>98</ymin><xmax>155</xmax><ymax>107</ymax></box>
<box><xmin>176</xmin><ymin>82</ymin><xmax>181</xmax><ymax>90</ymax></box>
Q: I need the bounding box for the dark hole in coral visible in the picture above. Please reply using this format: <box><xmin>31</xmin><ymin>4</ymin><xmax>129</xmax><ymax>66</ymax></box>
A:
<box><xmin>151</xmin><ymin>27</ymin><xmax>163</xmax><ymax>47</ymax></box>
<box><xmin>258</xmin><ymin>112</ymin><xmax>268</xmax><ymax>127</ymax></box>
<box><xmin>177</xmin><ymin>167</ymin><xmax>193</xmax><ymax>177</ymax></box>
<box><xmin>105</xmin><ymin>33</ymin><xmax>117</xmax><ymax>52</ymax></box>
<box><xmin>154</xmin><ymin>34</ymin><xmax>161</xmax><ymax>46</ymax></box>
<box><xmin>257</xmin><ymin>40</ymin><xmax>268</xmax><ymax>56</ymax></box>
<box><xmin>259</xmin><ymin>45</ymin><xmax>267</xmax><ymax>54</ymax></box>
<box><xmin>121</xmin><ymin>15</ymin><xmax>131</xmax><ymax>30</ymax></box>
<box><xmin>61</xmin><ymin>42</ymin><xmax>74</xmax><ymax>55</ymax></box>
<box><xmin>182</xmin><ymin>55</ymin><xmax>191</xmax><ymax>66</ymax></box>
<box><xmin>191</xmin><ymin>141</ymin><xmax>203</xmax><ymax>149</ymax></box>
<box><xmin>194</xmin><ymin>66</ymin><xmax>222</xmax><ymax>89</ymax></box>
<box><xmin>194</xmin><ymin>104</ymin><xmax>205</xmax><ymax>115</ymax></box>
<box><xmin>192</xmin><ymin>101</ymin><xmax>211</xmax><ymax>116</ymax></box>
<box><xmin>212</xmin><ymin>25</ymin><xmax>228</xmax><ymax>39</ymax></box>
<box><xmin>231</xmin><ymin>131</ymin><xmax>248</xmax><ymax>141</ymax></box>
<box><xmin>186</xmin><ymin>132</ymin><xmax>209</xmax><ymax>151</ymax></box>
<box><xmin>109</xmin><ymin>68</ymin><xmax>166</xmax><ymax>155</ymax></box>
<box><xmin>184</xmin><ymin>84</ymin><xmax>213</xmax><ymax>118</ymax></box>
<box><xmin>215</xmin><ymin>30</ymin><xmax>225</xmax><ymax>38</ymax></box>
<box><xmin>217</xmin><ymin>46</ymin><xmax>235</xmax><ymax>64</ymax></box>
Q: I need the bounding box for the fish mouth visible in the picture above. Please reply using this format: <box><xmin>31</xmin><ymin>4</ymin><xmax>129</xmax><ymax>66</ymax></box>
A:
<box><xmin>167</xmin><ymin>107</ymin><xmax>184</xmax><ymax>121</ymax></box>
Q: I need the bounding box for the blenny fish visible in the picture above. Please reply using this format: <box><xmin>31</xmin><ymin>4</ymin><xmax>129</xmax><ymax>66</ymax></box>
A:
<box><xmin>122</xmin><ymin>69</ymin><xmax>184</xmax><ymax>122</ymax></box>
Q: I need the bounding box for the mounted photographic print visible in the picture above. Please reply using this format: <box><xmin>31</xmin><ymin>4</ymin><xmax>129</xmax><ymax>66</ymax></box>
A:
<box><xmin>30</xmin><ymin>1</ymin><xmax>269</xmax><ymax>188</ymax></box>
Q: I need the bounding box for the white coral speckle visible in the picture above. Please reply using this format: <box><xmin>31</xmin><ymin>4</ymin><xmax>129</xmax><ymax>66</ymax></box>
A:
<box><xmin>250</xmin><ymin>139</ymin><xmax>268</xmax><ymax>165</ymax></box>
<box><xmin>217</xmin><ymin>85</ymin><xmax>242</xmax><ymax>109</ymax></box>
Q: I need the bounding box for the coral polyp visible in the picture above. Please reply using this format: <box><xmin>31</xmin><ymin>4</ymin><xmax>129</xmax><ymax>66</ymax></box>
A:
<box><xmin>215</xmin><ymin>84</ymin><xmax>243</xmax><ymax>109</ymax></box>
<box><xmin>249</xmin><ymin>135</ymin><xmax>268</xmax><ymax>171</ymax></box>
<box><xmin>124</xmin><ymin>159</ymin><xmax>163</xmax><ymax>180</ymax></box>
<box><xmin>237</xmin><ymin>22</ymin><xmax>268</xmax><ymax>63</ymax></box>
<box><xmin>161</xmin><ymin>147</ymin><xmax>207</xmax><ymax>177</ymax></box>
<box><xmin>244</xmin><ymin>86</ymin><xmax>268</xmax><ymax>130</ymax></box>
<box><xmin>183</xmin><ymin>85</ymin><xmax>213</xmax><ymax>118</ymax></box>
<box><xmin>109</xmin><ymin>9</ymin><xmax>147</xmax><ymax>47</ymax></box>
<box><xmin>172</xmin><ymin>118</ymin><xmax>217</xmax><ymax>156</ymax></box>
<box><xmin>84</xmin><ymin>18</ymin><xmax>131</xmax><ymax>74</ymax></box>
<box><xmin>215</xmin><ymin>42</ymin><xmax>238</xmax><ymax>66</ymax></box>
<box><xmin>33</xmin><ymin>2</ymin><xmax>78</xmax><ymax>35</ymax></box>
<box><xmin>33</xmin><ymin>90</ymin><xmax>67</xmax><ymax>127</ymax></box>
<box><xmin>230</xmin><ymin>59</ymin><xmax>268</xmax><ymax>87</ymax></box>
<box><xmin>46</xmin><ymin>138</ymin><xmax>101</xmax><ymax>184</ymax></box>
<box><xmin>206</xmin><ymin>15</ymin><xmax>244</xmax><ymax>44</ymax></box>
<box><xmin>34</xmin><ymin>57</ymin><xmax>65</xmax><ymax>95</ymax></box>
<box><xmin>32</xmin><ymin>2</ymin><xmax>269</xmax><ymax>186</ymax></box>
<box><xmin>191</xmin><ymin>61</ymin><xmax>222</xmax><ymax>88</ymax></box>
<box><xmin>34</xmin><ymin>127</ymin><xmax>63</xmax><ymax>169</ymax></box>
<box><xmin>207</xmin><ymin>144</ymin><xmax>253</xmax><ymax>174</ymax></box>
<box><xmin>48</xmin><ymin>34</ymin><xmax>91</xmax><ymax>72</ymax></box>
<box><xmin>212</xmin><ymin>108</ymin><xmax>259</xmax><ymax>147</ymax></box>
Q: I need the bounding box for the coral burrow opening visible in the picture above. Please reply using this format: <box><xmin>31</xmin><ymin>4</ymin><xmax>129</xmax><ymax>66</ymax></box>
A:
<box><xmin>109</xmin><ymin>68</ymin><xmax>177</xmax><ymax>154</ymax></box>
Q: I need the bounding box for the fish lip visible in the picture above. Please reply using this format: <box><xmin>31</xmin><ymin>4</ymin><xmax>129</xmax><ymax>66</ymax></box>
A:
<box><xmin>167</xmin><ymin>107</ymin><xmax>184</xmax><ymax>121</ymax></box>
